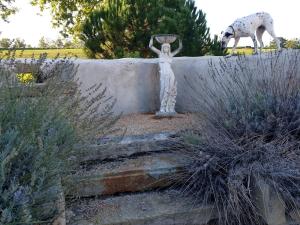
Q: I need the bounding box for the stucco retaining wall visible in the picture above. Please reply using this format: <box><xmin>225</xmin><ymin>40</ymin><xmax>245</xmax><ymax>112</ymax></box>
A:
<box><xmin>7</xmin><ymin>50</ymin><xmax>298</xmax><ymax>115</ymax></box>
<box><xmin>75</xmin><ymin>50</ymin><xmax>300</xmax><ymax>115</ymax></box>
<box><xmin>74</xmin><ymin>56</ymin><xmax>221</xmax><ymax>114</ymax></box>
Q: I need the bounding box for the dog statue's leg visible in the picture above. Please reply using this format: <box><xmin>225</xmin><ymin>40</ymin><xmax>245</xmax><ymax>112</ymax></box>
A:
<box><xmin>232</xmin><ymin>37</ymin><xmax>240</xmax><ymax>55</ymax></box>
<box><xmin>269</xmin><ymin>32</ymin><xmax>281</xmax><ymax>51</ymax></box>
<box><xmin>275</xmin><ymin>37</ymin><xmax>282</xmax><ymax>51</ymax></box>
<box><xmin>257</xmin><ymin>35</ymin><xmax>264</xmax><ymax>52</ymax></box>
<box><xmin>226</xmin><ymin>37</ymin><xmax>240</xmax><ymax>58</ymax></box>
<box><xmin>265</xmin><ymin>24</ymin><xmax>281</xmax><ymax>51</ymax></box>
<box><xmin>256</xmin><ymin>27</ymin><xmax>265</xmax><ymax>52</ymax></box>
<box><xmin>250</xmin><ymin>34</ymin><xmax>258</xmax><ymax>54</ymax></box>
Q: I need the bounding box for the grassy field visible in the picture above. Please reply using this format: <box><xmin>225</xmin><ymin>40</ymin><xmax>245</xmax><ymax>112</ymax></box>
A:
<box><xmin>0</xmin><ymin>47</ymin><xmax>274</xmax><ymax>59</ymax></box>
<box><xmin>0</xmin><ymin>48</ymin><xmax>87</xmax><ymax>59</ymax></box>
<box><xmin>227</xmin><ymin>47</ymin><xmax>275</xmax><ymax>55</ymax></box>
<box><xmin>228</xmin><ymin>48</ymin><xmax>254</xmax><ymax>55</ymax></box>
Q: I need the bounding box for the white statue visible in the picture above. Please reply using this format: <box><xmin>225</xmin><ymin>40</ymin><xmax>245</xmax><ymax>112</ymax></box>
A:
<box><xmin>149</xmin><ymin>34</ymin><xmax>182</xmax><ymax>117</ymax></box>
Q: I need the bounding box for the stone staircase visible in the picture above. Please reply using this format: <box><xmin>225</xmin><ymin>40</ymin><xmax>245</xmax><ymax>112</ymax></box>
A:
<box><xmin>64</xmin><ymin>132</ymin><xmax>217</xmax><ymax>225</ymax></box>
<box><xmin>63</xmin><ymin>131</ymin><xmax>300</xmax><ymax>225</ymax></box>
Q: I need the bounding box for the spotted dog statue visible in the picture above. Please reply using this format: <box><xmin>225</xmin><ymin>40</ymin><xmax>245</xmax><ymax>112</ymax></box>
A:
<box><xmin>221</xmin><ymin>12</ymin><xmax>281</xmax><ymax>55</ymax></box>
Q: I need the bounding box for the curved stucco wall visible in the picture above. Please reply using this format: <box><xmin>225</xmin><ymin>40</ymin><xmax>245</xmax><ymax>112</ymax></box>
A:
<box><xmin>75</xmin><ymin>56</ymin><xmax>217</xmax><ymax>114</ymax></box>
<box><xmin>74</xmin><ymin>50</ymin><xmax>299</xmax><ymax>115</ymax></box>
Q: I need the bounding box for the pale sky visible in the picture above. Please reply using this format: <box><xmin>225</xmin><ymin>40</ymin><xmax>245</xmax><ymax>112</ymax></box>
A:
<box><xmin>0</xmin><ymin>0</ymin><xmax>299</xmax><ymax>47</ymax></box>
<box><xmin>198</xmin><ymin>0</ymin><xmax>300</xmax><ymax>46</ymax></box>
<box><xmin>0</xmin><ymin>0</ymin><xmax>60</xmax><ymax>46</ymax></box>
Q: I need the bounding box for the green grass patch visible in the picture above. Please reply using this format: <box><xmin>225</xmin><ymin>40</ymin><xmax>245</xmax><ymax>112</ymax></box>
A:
<box><xmin>0</xmin><ymin>47</ymin><xmax>277</xmax><ymax>59</ymax></box>
<box><xmin>227</xmin><ymin>47</ymin><xmax>275</xmax><ymax>55</ymax></box>
<box><xmin>0</xmin><ymin>48</ymin><xmax>87</xmax><ymax>59</ymax></box>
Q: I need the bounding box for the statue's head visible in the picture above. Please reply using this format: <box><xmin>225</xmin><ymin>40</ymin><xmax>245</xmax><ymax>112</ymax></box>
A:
<box><xmin>161</xmin><ymin>43</ymin><xmax>171</xmax><ymax>54</ymax></box>
<box><xmin>221</xmin><ymin>27</ymin><xmax>234</xmax><ymax>50</ymax></box>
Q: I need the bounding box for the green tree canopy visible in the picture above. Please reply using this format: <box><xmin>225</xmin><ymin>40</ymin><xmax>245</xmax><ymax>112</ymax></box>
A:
<box><xmin>0</xmin><ymin>38</ymin><xmax>27</xmax><ymax>49</ymax></box>
<box><xmin>268</xmin><ymin>37</ymin><xmax>300</xmax><ymax>49</ymax></box>
<box><xmin>285</xmin><ymin>38</ymin><xmax>300</xmax><ymax>49</ymax></box>
<box><xmin>31</xmin><ymin>0</ymin><xmax>103</xmax><ymax>36</ymax></box>
<box><xmin>80</xmin><ymin>0</ymin><xmax>224</xmax><ymax>58</ymax></box>
<box><xmin>12</xmin><ymin>38</ymin><xmax>26</xmax><ymax>48</ymax></box>
<box><xmin>0</xmin><ymin>37</ymin><xmax>12</xmax><ymax>48</ymax></box>
<box><xmin>268</xmin><ymin>37</ymin><xmax>287</xmax><ymax>49</ymax></box>
<box><xmin>38</xmin><ymin>36</ymin><xmax>51</xmax><ymax>48</ymax></box>
<box><xmin>0</xmin><ymin>0</ymin><xmax>17</xmax><ymax>21</ymax></box>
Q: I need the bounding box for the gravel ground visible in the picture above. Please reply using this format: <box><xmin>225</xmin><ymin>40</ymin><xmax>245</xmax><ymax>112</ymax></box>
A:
<box><xmin>111</xmin><ymin>113</ymin><xmax>201</xmax><ymax>136</ymax></box>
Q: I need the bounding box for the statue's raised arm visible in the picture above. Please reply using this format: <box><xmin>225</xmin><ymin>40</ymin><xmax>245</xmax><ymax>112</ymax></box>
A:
<box><xmin>171</xmin><ymin>38</ymin><xmax>182</xmax><ymax>57</ymax></box>
<box><xmin>149</xmin><ymin>35</ymin><xmax>161</xmax><ymax>55</ymax></box>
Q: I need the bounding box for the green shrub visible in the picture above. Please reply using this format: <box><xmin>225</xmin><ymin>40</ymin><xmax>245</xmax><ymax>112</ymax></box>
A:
<box><xmin>0</xmin><ymin>52</ymin><xmax>117</xmax><ymax>224</ymax></box>
<box><xmin>181</xmin><ymin>51</ymin><xmax>300</xmax><ymax>225</ymax></box>
<box><xmin>206</xmin><ymin>35</ymin><xmax>228</xmax><ymax>56</ymax></box>
<box><xmin>80</xmin><ymin>0</ymin><xmax>216</xmax><ymax>58</ymax></box>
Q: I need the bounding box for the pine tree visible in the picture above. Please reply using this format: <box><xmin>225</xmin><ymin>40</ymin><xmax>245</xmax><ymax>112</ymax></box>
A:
<box><xmin>80</xmin><ymin>0</ymin><xmax>221</xmax><ymax>58</ymax></box>
<box><xmin>208</xmin><ymin>35</ymin><xmax>228</xmax><ymax>56</ymax></box>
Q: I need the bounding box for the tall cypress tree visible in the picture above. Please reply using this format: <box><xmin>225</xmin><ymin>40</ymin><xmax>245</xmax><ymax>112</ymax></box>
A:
<box><xmin>80</xmin><ymin>0</ymin><xmax>223</xmax><ymax>58</ymax></box>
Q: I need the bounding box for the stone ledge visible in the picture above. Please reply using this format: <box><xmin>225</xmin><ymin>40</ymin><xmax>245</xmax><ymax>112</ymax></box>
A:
<box><xmin>76</xmin><ymin>132</ymin><xmax>181</xmax><ymax>163</ymax></box>
<box><xmin>67</xmin><ymin>190</ymin><xmax>216</xmax><ymax>225</ymax></box>
<box><xmin>65</xmin><ymin>153</ymin><xmax>186</xmax><ymax>197</ymax></box>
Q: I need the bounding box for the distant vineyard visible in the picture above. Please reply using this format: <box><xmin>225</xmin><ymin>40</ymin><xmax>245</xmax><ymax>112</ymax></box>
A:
<box><xmin>0</xmin><ymin>48</ymin><xmax>87</xmax><ymax>59</ymax></box>
<box><xmin>0</xmin><ymin>47</ymin><xmax>274</xmax><ymax>59</ymax></box>
<box><xmin>227</xmin><ymin>47</ymin><xmax>275</xmax><ymax>55</ymax></box>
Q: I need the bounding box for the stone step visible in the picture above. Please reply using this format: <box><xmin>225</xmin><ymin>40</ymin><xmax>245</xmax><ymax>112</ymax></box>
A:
<box><xmin>64</xmin><ymin>153</ymin><xmax>186</xmax><ymax>198</ymax></box>
<box><xmin>76</xmin><ymin>132</ymin><xmax>181</xmax><ymax>163</ymax></box>
<box><xmin>66</xmin><ymin>190</ymin><xmax>217</xmax><ymax>225</ymax></box>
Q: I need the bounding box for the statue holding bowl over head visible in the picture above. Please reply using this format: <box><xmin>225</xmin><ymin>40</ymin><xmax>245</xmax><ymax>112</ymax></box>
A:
<box><xmin>149</xmin><ymin>34</ymin><xmax>182</xmax><ymax>117</ymax></box>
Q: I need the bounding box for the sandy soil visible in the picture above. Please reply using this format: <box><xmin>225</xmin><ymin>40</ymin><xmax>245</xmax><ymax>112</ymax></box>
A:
<box><xmin>111</xmin><ymin>113</ymin><xmax>200</xmax><ymax>136</ymax></box>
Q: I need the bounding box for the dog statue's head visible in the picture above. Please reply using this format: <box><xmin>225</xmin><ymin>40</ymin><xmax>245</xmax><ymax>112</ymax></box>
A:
<box><xmin>221</xmin><ymin>27</ymin><xmax>234</xmax><ymax>50</ymax></box>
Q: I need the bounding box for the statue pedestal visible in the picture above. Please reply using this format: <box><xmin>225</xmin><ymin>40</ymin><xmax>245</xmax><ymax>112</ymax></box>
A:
<box><xmin>155</xmin><ymin>111</ymin><xmax>177</xmax><ymax>118</ymax></box>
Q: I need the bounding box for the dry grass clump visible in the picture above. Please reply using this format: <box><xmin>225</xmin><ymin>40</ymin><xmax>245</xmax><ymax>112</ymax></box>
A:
<box><xmin>180</xmin><ymin>51</ymin><xmax>300</xmax><ymax>225</ymax></box>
